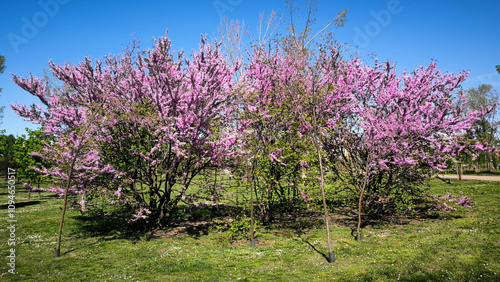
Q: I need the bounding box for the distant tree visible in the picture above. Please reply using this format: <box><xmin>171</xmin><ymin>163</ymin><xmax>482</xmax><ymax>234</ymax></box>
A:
<box><xmin>280</xmin><ymin>0</ymin><xmax>347</xmax><ymax>58</ymax></box>
<box><xmin>0</xmin><ymin>55</ymin><xmax>5</xmax><ymax>123</ymax></box>
<box><xmin>466</xmin><ymin>84</ymin><xmax>499</xmax><ymax>170</ymax></box>
<box><xmin>0</xmin><ymin>131</ymin><xmax>17</xmax><ymax>178</ymax></box>
<box><xmin>13</xmin><ymin>129</ymin><xmax>48</xmax><ymax>200</ymax></box>
<box><xmin>496</xmin><ymin>65</ymin><xmax>500</xmax><ymax>74</ymax></box>
<box><xmin>0</xmin><ymin>55</ymin><xmax>4</xmax><ymax>73</ymax></box>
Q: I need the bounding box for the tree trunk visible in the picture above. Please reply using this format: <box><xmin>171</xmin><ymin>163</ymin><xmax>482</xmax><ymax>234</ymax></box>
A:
<box><xmin>27</xmin><ymin>181</ymin><xmax>31</xmax><ymax>201</ymax></box>
<box><xmin>311</xmin><ymin>124</ymin><xmax>334</xmax><ymax>262</ymax></box>
<box><xmin>457</xmin><ymin>163</ymin><xmax>462</xmax><ymax>180</ymax></box>
<box><xmin>356</xmin><ymin>188</ymin><xmax>364</xmax><ymax>241</ymax></box>
<box><xmin>488</xmin><ymin>152</ymin><xmax>494</xmax><ymax>172</ymax></box>
<box><xmin>356</xmin><ymin>158</ymin><xmax>371</xmax><ymax>241</ymax></box>
<box><xmin>249</xmin><ymin>163</ymin><xmax>255</xmax><ymax>248</ymax></box>
<box><xmin>55</xmin><ymin>154</ymin><xmax>78</xmax><ymax>258</ymax></box>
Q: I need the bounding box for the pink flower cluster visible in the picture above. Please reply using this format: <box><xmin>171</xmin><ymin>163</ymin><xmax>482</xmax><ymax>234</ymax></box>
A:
<box><xmin>429</xmin><ymin>192</ymin><xmax>474</xmax><ymax>212</ymax></box>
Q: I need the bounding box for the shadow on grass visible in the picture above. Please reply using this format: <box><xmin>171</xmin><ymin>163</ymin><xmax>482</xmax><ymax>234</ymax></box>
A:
<box><xmin>0</xmin><ymin>200</ymin><xmax>42</xmax><ymax>209</ymax></box>
<box><xmin>0</xmin><ymin>191</ymin><xmax>59</xmax><ymax>200</ymax></box>
<box><xmin>71</xmin><ymin>213</ymin><xmax>150</xmax><ymax>242</ymax></box>
<box><xmin>71</xmin><ymin>205</ymin><xmax>223</xmax><ymax>242</ymax></box>
<box><xmin>263</xmin><ymin>210</ymin><xmax>326</xmax><ymax>238</ymax></box>
<box><xmin>269</xmin><ymin>207</ymin><xmax>409</xmax><ymax>235</ymax></box>
<box><xmin>298</xmin><ymin>234</ymin><xmax>330</xmax><ymax>262</ymax></box>
<box><xmin>149</xmin><ymin>218</ymin><xmax>212</xmax><ymax>240</ymax></box>
<box><xmin>61</xmin><ymin>240</ymin><xmax>102</xmax><ymax>256</ymax></box>
<box><xmin>69</xmin><ymin>198</ymin><xmax>466</xmax><ymax>246</ymax></box>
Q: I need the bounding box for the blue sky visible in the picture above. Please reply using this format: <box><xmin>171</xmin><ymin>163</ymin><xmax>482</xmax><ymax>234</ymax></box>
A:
<box><xmin>1</xmin><ymin>0</ymin><xmax>499</xmax><ymax>136</ymax></box>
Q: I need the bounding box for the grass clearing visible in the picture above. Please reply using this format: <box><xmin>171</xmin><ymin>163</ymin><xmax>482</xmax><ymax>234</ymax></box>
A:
<box><xmin>0</xmin><ymin>178</ymin><xmax>499</xmax><ymax>281</ymax></box>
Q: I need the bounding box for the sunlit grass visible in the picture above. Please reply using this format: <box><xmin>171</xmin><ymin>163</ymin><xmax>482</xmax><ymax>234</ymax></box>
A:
<box><xmin>0</xmin><ymin>178</ymin><xmax>498</xmax><ymax>281</ymax></box>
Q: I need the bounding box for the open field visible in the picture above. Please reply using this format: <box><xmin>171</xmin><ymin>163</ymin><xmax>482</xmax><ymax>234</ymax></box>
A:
<box><xmin>0</xmin><ymin>178</ymin><xmax>499</xmax><ymax>281</ymax></box>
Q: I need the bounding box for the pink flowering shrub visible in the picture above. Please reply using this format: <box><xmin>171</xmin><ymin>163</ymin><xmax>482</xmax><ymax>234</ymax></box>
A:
<box><xmin>318</xmin><ymin>51</ymin><xmax>487</xmax><ymax>233</ymax></box>
<box><xmin>11</xmin><ymin>29</ymin><xmax>489</xmax><ymax>231</ymax></box>
<box><xmin>11</xmin><ymin>32</ymin><xmax>242</xmax><ymax>227</ymax></box>
<box><xmin>232</xmin><ymin>44</ymin><xmax>326</xmax><ymax>222</ymax></box>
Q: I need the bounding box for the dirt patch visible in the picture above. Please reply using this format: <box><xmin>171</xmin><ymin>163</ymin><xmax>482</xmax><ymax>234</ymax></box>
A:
<box><xmin>146</xmin><ymin>207</ymin><xmax>427</xmax><ymax>240</ymax></box>
<box><xmin>149</xmin><ymin>219</ymin><xmax>212</xmax><ymax>238</ymax></box>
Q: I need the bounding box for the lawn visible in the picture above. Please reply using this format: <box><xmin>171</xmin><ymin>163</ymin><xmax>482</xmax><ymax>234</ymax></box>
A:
<box><xmin>0</xmin><ymin>178</ymin><xmax>499</xmax><ymax>281</ymax></box>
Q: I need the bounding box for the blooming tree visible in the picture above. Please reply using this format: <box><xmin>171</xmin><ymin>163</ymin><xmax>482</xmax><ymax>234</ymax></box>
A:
<box><xmin>238</xmin><ymin>43</ymin><xmax>349</xmax><ymax>260</ymax></box>
<box><xmin>11</xmin><ymin>32</ymin><xmax>241</xmax><ymax>228</ymax></box>
<box><xmin>239</xmin><ymin>45</ymin><xmax>318</xmax><ymax>222</ymax></box>
<box><xmin>12</xmin><ymin>55</ymin><xmax>118</xmax><ymax>256</ymax></box>
<box><xmin>319</xmin><ymin>57</ymin><xmax>485</xmax><ymax>239</ymax></box>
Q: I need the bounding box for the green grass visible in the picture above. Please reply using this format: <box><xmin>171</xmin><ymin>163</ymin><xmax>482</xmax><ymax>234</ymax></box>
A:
<box><xmin>0</xmin><ymin>178</ymin><xmax>499</xmax><ymax>281</ymax></box>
